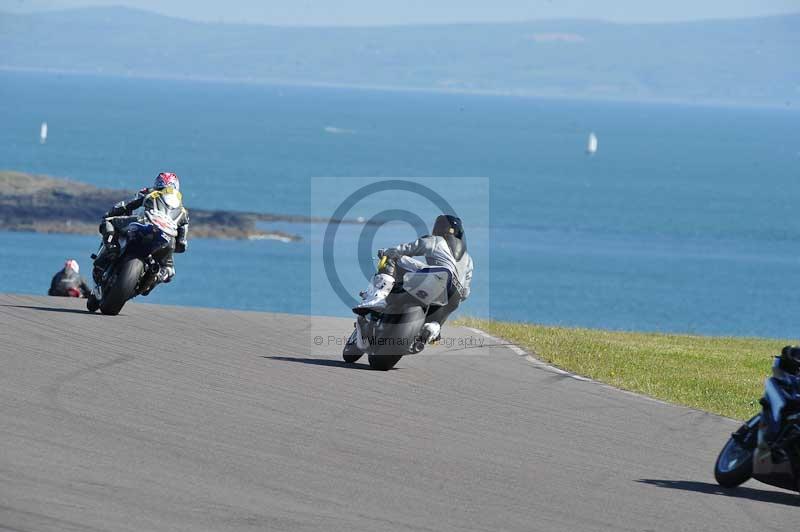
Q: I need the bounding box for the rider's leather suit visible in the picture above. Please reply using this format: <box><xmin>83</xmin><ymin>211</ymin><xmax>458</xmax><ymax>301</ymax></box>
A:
<box><xmin>93</xmin><ymin>187</ymin><xmax>189</xmax><ymax>283</ymax></box>
<box><xmin>356</xmin><ymin>234</ymin><xmax>473</xmax><ymax>335</ymax></box>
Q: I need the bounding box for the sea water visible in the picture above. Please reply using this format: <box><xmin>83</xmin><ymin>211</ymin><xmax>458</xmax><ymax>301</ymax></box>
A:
<box><xmin>1</xmin><ymin>71</ymin><xmax>798</xmax><ymax>337</ymax></box>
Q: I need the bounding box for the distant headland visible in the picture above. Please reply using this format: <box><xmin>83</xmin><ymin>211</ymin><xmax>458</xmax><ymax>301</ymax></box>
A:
<box><xmin>0</xmin><ymin>171</ymin><xmax>340</xmax><ymax>241</ymax></box>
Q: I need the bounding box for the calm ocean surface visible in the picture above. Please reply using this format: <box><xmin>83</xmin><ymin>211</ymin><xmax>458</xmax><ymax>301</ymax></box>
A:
<box><xmin>1</xmin><ymin>71</ymin><xmax>798</xmax><ymax>337</ymax></box>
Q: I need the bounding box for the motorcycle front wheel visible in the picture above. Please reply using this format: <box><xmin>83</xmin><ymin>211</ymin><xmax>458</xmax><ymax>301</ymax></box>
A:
<box><xmin>86</xmin><ymin>293</ymin><xmax>100</xmax><ymax>312</ymax></box>
<box><xmin>100</xmin><ymin>257</ymin><xmax>143</xmax><ymax>316</ymax></box>
<box><xmin>714</xmin><ymin>415</ymin><xmax>759</xmax><ymax>488</ymax></box>
<box><xmin>343</xmin><ymin>347</ymin><xmax>363</xmax><ymax>364</ymax></box>
<box><xmin>342</xmin><ymin>329</ymin><xmax>364</xmax><ymax>363</ymax></box>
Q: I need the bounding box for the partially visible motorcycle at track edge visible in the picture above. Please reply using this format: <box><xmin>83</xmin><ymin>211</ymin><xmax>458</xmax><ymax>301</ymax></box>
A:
<box><xmin>714</xmin><ymin>346</ymin><xmax>800</xmax><ymax>495</ymax></box>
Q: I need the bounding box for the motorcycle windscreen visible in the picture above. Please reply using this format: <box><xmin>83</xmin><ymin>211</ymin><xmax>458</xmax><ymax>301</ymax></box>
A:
<box><xmin>402</xmin><ymin>269</ymin><xmax>449</xmax><ymax>306</ymax></box>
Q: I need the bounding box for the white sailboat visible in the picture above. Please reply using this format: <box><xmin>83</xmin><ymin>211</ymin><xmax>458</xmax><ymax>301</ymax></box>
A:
<box><xmin>40</xmin><ymin>122</ymin><xmax>48</xmax><ymax>144</ymax></box>
<box><xmin>586</xmin><ymin>131</ymin><xmax>598</xmax><ymax>155</ymax></box>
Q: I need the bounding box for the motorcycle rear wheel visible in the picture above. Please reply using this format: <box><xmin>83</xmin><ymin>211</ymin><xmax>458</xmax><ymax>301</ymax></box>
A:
<box><xmin>367</xmin><ymin>354</ymin><xmax>403</xmax><ymax>371</ymax></box>
<box><xmin>100</xmin><ymin>257</ymin><xmax>143</xmax><ymax>316</ymax></box>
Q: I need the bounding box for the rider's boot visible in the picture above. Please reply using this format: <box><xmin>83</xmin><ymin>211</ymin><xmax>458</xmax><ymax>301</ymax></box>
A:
<box><xmin>157</xmin><ymin>265</ymin><xmax>175</xmax><ymax>284</ymax></box>
<box><xmin>157</xmin><ymin>254</ymin><xmax>176</xmax><ymax>284</ymax></box>
<box><xmin>142</xmin><ymin>258</ymin><xmax>175</xmax><ymax>296</ymax></box>
<box><xmin>420</xmin><ymin>321</ymin><xmax>442</xmax><ymax>344</ymax></box>
<box><xmin>353</xmin><ymin>273</ymin><xmax>394</xmax><ymax>315</ymax></box>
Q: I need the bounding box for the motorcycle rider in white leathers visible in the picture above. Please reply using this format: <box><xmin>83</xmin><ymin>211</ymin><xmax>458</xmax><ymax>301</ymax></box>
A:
<box><xmin>354</xmin><ymin>214</ymin><xmax>473</xmax><ymax>343</ymax></box>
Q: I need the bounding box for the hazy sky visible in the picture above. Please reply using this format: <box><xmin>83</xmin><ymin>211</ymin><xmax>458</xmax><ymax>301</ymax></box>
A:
<box><xmin>4</xmin><ymin>0</ymin><xmax>800</xmax><ymax>25</ymax></box>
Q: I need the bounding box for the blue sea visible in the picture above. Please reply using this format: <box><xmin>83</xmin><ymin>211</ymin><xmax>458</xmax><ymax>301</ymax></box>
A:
<box><xmin>1</xmin><ymin>70</ymin><xmax>799</xmax><ymax>337</ymax></box>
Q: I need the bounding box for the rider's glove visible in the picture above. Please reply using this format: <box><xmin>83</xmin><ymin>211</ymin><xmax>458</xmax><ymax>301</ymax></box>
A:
<box><xmin>175</xmin><ymin>241</ymin><xmax>187</xmax><ymax>253</ymax></box>
<box><xmin>378</xmin><ymin>248</ymin><xmax>398</xmax><ymax>258</ymax></box>
<box><xmin>105</xmin><ymin>201</ymin><xmax>128</xmax><ymax>218</ymax></box>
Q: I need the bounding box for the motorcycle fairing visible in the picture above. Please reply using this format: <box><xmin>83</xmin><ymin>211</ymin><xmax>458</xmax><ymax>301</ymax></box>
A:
<box><xmin>125</xmin><ymin>222</ymin><xmax>171</xmax><ymax>254</ymax></box>
<box><xmin>753</xmin><ymin>369</ymin><xmax>800</xmax><ymax>489</ymax></box>
<box><xmin>764</xmin><ymin>377</ymin><xmax>788</xmax><ymax>436</ymax></box>
<box><xmin>402</xmin><ymin>267</ymin><xmax>451</xmax><ymax>307</ymax></box>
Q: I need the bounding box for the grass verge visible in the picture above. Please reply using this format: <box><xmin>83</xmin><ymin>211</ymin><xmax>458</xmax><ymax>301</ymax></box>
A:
<box><xmin>457</xmin><ymin>318</ymin><xmax>791</xmax><ymax>420</ymax></box>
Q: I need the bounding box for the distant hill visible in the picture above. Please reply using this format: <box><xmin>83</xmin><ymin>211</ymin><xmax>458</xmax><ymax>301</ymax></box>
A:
<box><xmin>1</xmin><ymin>7</ymin><xmax>798</xmax><ymax>106</ymax></box>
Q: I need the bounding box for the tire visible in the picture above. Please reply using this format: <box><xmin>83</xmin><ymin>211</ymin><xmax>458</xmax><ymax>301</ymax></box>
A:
<box><xmin>100</xmin><ymin>257</ymin><xmax>143</xmax><ymax>316</ymax></box>
<box><xmin>343</xmin><ymin>350</ymin><xmax>363</xmax><ymax>364</ymax></box>
<box><xmin>368</xmin><ymin>354</ymin><xmax>403</xmax><ymax>371</ymax></box>
<box><xmin>86</xmin><ymin>294</ymin><xmax>100</xmax><ymax>312</ymax></box>
<box><xmin>714</xmin><ymin>415</ymin><xmax>758</xmax><ymax>488</ymax></box>
<box><xmin>343</xmin><ymin>330</ymin><xmax>364</xmax><ymax>363</ymax></box>
<box><xmin>365</xmin><ymin>298</ymin><xmax>425</xmax><ymax>371</ymax></box>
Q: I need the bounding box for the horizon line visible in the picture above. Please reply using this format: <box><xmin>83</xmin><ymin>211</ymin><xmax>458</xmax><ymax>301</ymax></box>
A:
<box><xmin>3</xmin><ymin>5</ymin><xmax>799</xmax><ymax>30</ymax></box>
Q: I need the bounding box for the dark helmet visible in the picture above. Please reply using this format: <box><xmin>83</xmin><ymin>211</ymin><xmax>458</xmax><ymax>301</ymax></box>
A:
<box><xmin>780</xmin><ymin>345</ymin><xmax>800</xmax><ymax>374</ymax></box>
<box><xmin>432</xmin><ymin>214</ymin><xmax>466</xmax><ymax>260</ymax></box>
<box><xmin>432</xmin><ymin>215</ymin><xmax>464</xmax><ymax>239</ymax></box>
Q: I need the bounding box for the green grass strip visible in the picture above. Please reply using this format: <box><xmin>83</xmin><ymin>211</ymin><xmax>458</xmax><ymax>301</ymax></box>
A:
<box><xmin>458</xmin><ymin>318</ymin><xmax>790</xmax><ymax>420</ymax></box>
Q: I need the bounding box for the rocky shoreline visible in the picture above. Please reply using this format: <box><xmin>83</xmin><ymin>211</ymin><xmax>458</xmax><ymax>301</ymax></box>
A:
<box><xmin>0</xmin><ymin>171</ymin><xmax>338</xmax><ymax>241</ymax></box>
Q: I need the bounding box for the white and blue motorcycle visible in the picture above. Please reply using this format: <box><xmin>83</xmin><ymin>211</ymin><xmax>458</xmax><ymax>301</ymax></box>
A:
<box><xmin>342</xmin><ymin>255</ymin><xmax>451</xmax><ymax>371</ymax></box>
<box><xmin>714</xmin><ymin>346</ymin><xmax>800</xmax><ymax>494</ymax></box>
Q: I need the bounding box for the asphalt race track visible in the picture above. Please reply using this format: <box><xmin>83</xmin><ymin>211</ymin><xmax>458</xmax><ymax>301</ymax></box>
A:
<box><xmin>0</xmin><ymin>293</ymin><xmax>795</xmax><ymax>531</ymax></box>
